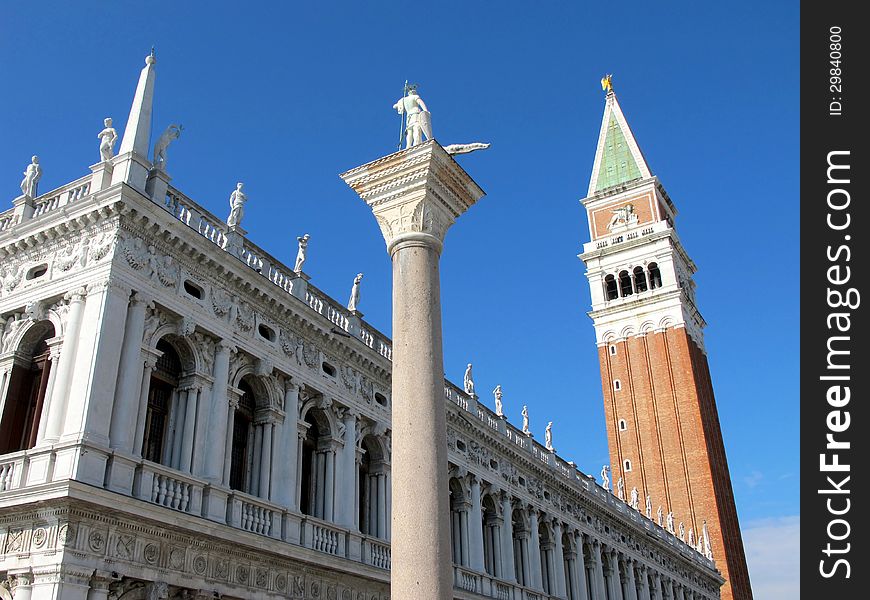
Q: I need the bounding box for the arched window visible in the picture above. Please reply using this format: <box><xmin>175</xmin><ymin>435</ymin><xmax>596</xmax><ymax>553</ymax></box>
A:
<box><xmin>604</xmin><ymin>275</ymin><xmax>619</xmax><ymax>301</ymax></box>
<box><xmin>512</xmin><ymin>508</ymin><xmax>529</xmax><ymax>586</ymax></box>
<box><xmin>142</xmin><ymin>339</ymin><xmax>181</xmax><ymax>465</ymax></box>
<box><xmin>359</xmin><ymin>434</ymin><xmax>387</xmax><ymax>538</ymax></box>
<box><xmin>0</xmin><ymin>321</ymin><xmax>55</xmax><ymax>454</ymax></box>
<box><xmin>229</xmin><ymin>380</ymin><xmax>255</xmax><ymax>492</ymax></box>
<box><xmin>482</xmin><ymin>494</ymin><xmax>501</xmax><ymax>577</ymax></box>
<box><xmin>449</xmin><ymin>477</ymin><xmax>470</xmax><ymax>566</ymax></box>
<box><xmin>619</xmin><ymin>271</ymin><xmax>633</xmax><ymax>297</ymax></box>
<box><xmin>633</xmin><ymin>266</ymin><xmax>648</xmax><ymax>293</ymax></box>
<box><xmin>624</xmin><ymin>459</ymin><xmax>633</xmax><ymax>472</ymax></box>
<box><xmin>649</xmin><ymin>262</ymin><xmax>663</xmax><ymax>289</ymax></box>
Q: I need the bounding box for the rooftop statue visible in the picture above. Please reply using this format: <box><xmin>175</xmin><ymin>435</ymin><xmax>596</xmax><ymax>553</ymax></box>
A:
<box><xmin>227</xmin><ymin>182</ymin><xmax>247</xmax><ymax>228</ymax></box>
<box><xmin>294</xmin><ymin>234</ymin><xmax>310</xmax><ymax>273</ymax></box>
<box><xmin>393</xmin><ymin>83</ymin><xmax>432</xmax><ymax>149</ymax></box>
<box><xmin>600</xmin><ymin>465</ymin><xmax>610</xmax><ymax>491</ymax></box>
<box><xmin>152</xmin><ymin>124</ymin><xmax>182</xmax><ymax>171</ymax></box>
<box><xmin>492</xmin><ymin>384</ymin><xmax>503</xmax><ymax>417</ymax></box>
<box><xmin>657</xmin><ymin>505</ymin><xmax>663</xmax><ymax>526</ymax></box>
<box><xmin>645</xmin><ymin>494</ymin><xmax>652</xmax><ymax>519</ymax></box>
<box><xmin>347</xmin><ymin>273</ymin><xmax>363</xmax><ymax>312</ymax></box>
<box><xmin>463</xmin><ymin>363</ymin><xmax>475</xmax><ymax>396</ymax></box>
<box><xmin>20</xmin><ymin>156</ymin><xmax>42</xmax><ymax>198</ymax></box>
<box><xmin>630</xmin><ymin>486</ymin><xmax>639</xmax><ymax>510</ymax></box>
<box><xmin>616</xmin><ymin>476</ymin><xmax>625</xmax><ymax>499</ymax></box>
<box><xmin>545</xmin><ymin>421</ymin><xmax>554</xmax><ymax>451</ymax></box>
<box><xmin>601</xmin><ymin>73</ymin><xmax>614</xmax><ymax>94</ymax></box>
<box><xmin>98</xmin><ymin>117</ymin><xmax>118</xmax><ymax>162</ymax></box>
<box><xmin>521</xmin><ymin>405</ymin><xmax>530</xmax><ymax>435</ymax></box>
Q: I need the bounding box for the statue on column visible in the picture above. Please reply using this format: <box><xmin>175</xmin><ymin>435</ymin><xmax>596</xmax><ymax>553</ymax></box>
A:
<box><xmin>294</xmin><ymin>233</ymin><xmax>310</xmax><ymax>273</ymax></box>
<box><xmin>393</xmin><ymin>83</ymin><xmax>432</xmax><ymax>148</ymax></box>
<box><xmin>521</xmin><ymin>405</ymin><xmax>530</xmax><ymax>435</ymax></box>
<box><xmin>600</xmin><ymin>465</ymin><xmax>610</xmax><ymax>491</ymax></box>
<box><xmin>348</xmin><ymin>272</ymin><xmax>363</xmax><ymax>311</ymax></box>
<box><xmin>227</xmin><ymin>182</ymin><xmax>247</xmax><ymax>228</ymax></box>
<box><xmin>463</xmin><ymin>363</ymin><xmax>475</xmax><ymax>396</ymax></box>
<box><xmin>545</xmin><ymin>421</ymin><xmax>554</xmax><ymax>451</ymax></box>
<box><xmin>98</xmin><ymin>117</ymin><xmax>118</xmax><ymax>161</ymax></box>
<box><xmin>20</xmin><ymin>155</ymin><xmax>42</xmax><ymax>198</ymax></box>
<box><xmin>630</xmin><ymin>486</ymin><xmax>639</xmax><ymax>510</ymax></box>
<box><xmin>492</xmin><ymin>384</ymin><xmax>503</xmax><ymax>417</ymax></box>
<box><xmin>152</xmin><ymin>124</ymin><xmax>183</xmax><ymax>170</ymax></box>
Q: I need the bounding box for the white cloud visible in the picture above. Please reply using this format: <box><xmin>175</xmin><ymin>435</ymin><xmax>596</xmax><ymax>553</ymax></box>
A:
<box><xmin>742</xmin><ymin>515</ymin><xmax>800</xmax><ymax>599</ymax></box>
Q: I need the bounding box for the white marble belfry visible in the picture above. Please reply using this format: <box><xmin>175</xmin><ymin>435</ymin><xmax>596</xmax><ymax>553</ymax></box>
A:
<box><xmin>341</xmin><ymin>139</ymin><xmax>485</xmax><ymax>600</ymax></box>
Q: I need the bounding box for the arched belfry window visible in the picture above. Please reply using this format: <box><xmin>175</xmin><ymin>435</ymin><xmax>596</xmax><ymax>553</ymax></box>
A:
<box><xmin>649</xmin><ymin>262</ymin><xmax>663</xmax><ymax>289</ymax></box>
<box><xmin>0</xmin><ymin>321</ymin><xmax>55</xmax><ymax>454</ymax></box>
<box><xmin>633</xmin><ymin>266</ymin><xmax>648</xmax><ymax>293</ymax></box>
<box><xmin>229</xmin><ymin>380</ymin><xmax>256</xmax><ymax>492</ymax></box>
<box><xmin>618</xmin><ymin>271</ymin><xmax>633</xmax><ymax>297</ymax></box>
<box><xmin>142</xmin><ymin>339</ymin><xmax>182</xmax><ymax>465</ymax></box>
<box><xmin>604</xmin><ymin>275</ymin><xmax>619</xmax><ymax>301</ymax></box>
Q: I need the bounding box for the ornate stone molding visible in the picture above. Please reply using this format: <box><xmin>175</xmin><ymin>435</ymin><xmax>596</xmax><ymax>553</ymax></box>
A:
<box><xmin>340</xmin><ymin>140</ymin><xmax>485</xmax><ymax>255</ymax></box>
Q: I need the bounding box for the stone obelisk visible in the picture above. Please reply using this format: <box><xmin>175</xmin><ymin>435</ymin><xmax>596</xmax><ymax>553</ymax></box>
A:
<box><xmin>341</xmin><ymin>139</ymin><xmax>485</xmax><ymax>598</ymax></box>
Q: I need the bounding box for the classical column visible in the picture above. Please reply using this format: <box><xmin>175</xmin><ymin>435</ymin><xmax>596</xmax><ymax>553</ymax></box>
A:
<box><xmin>573</xmin><ymin>532</ymin><xmax>590</xmax><ymax>600</ymax></box>
<box><xmin>653</xmin><ymin>572</ymin><xmax>664</xmax><ymax>600</ymax></box>
<box><xmin>259</xmin><ymin>418</ymin><xmax>274</xmax><ymax>499</ymax></box>
<box><xmin>9</xmin><ymin>572</ymin><xmax>33</xmax><ymax>600</ymax></box>
<box><xmin>35</xmin><ymin>338</ymin><xmax>63</xmax><ymax>445</ymax></box>
<box><xmin>272</xmin><ymin>380</ymin><xmax>299</xmax><ymax>507</ymax></box>
<box><xmin>500</xmin><ymin>493</ymin><xmax>516</xmax><ymax>583</ymax></box>
<box><xmin>468</xmin><ymin>475</ymin><xmax>486</xmax><ymax>572</ymax></box>
<box><xmin>133</xmin><ymin>351</ymin><xmax>160</xmax><ymax>456</ymax></box>
<box><xmin>609</xmin><ymin>550</ymin><xmax>624</xmax><ymax>600</ymax></box>
<box><xmin>637</xmin><ymin>565</ymin><xmax>652</xmax><ymax>600</ymax></box>
<box><xmin>42</xmin><ymin>288</ymin><xmax>86</xmax><ymax>442</ymax></box>
<box><xmin>250</xmin><ymin>422</ymin><xmax>264</xmax><ymax>493</ymax></box>
<box><xmin>324</xmin><ymin>445</ymin><xmax>336</xmax><ymax>520</ymax></box>
<box><xmin>528</xmin><ymin>508</ymin><xmax>544</xmax><ymax>591</ymax></box>
<box><xmin>109</xmin><ymin>292</ymin><xmax>149</xmax><ymax>452</ymax></box>
<box><xmin>179</xmin><ymin>386</ymin><xmax>199</xmax><ymax>473</ymax></box>
<box><xmin>377</xmin><ymin>471</ymin><xmax>388</xmax><ymax>538</ymax></box>
<box><xmin>624</xmin><ymin>558</ymin><xmax>639</xmax><ymax>600</ymax></box>
<box><xmin>593</xmin><ymin>541</ymin><xmax>607</xmax><ymax>600</ymax></box>
<box><xmin>296</xmin><ymin>422</ymin><xmax>308</xmax><ymax>509</ymax></box>
<box><xmin>335</xmin><ymin>408</ymin><xmax>358</xmax><ymax>527</ymax></box>
<box><xmin>341</xmin><ymin>140</ymin><xmax>485</xmax><ymax>599</ymax></box>
<box><xmin>86</xmin><ymin>575</ymin><xmax>111</xmax><ymax>600</ymax></box>
<box><xmin>222</xmin><ymin>393</ymin><xmax>240</xmax><ymax>485</ymax></box>
<box><xmin>552</xmin><ymin>520</ymin><xmax>567</xmax><ymax>598</ymax></box>
<box><xmin>204</xmin><ymin>342</ymin><xmax>233</xmax><ymax>481</ymax></box>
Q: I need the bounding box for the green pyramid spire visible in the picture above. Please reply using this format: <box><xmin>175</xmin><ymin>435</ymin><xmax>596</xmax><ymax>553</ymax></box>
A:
<box><xmin>595</xmin><ymin>114</ymin><xmax>643</xmax><ymax>191</ymax></box>
<box><xmin>588</xmin><ymin>90</ymin><xmax>652</xmax><ymax>196</ymax></box>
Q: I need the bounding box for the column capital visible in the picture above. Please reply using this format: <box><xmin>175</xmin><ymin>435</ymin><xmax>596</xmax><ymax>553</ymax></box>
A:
<box><xmin>340</xmin><ymin>140</ymin><xmax>486</xmax><ymax>255</ymax></box>
<box><xmin>64</xmin><ymin>286</ymin><xmax>88</xmax><ymax>303</ymax></box>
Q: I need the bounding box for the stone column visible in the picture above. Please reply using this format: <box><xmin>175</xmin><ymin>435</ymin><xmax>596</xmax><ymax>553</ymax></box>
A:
<box><xmin>468</xmin><ymin>475</ymin><xmax>486</xmax><ymax>572</ymax></box>
<box><xmin>109</xmin><ymin>292</ymin><xmax>149</xmax><ymax>452</ymax></box>
<box><xmin>377</xmin><ymin>470</ymin><xmax>388</xmax><ymax>538</ymax></box>
<box><xmin>324</xmin><ymin>445</ymin><xmax>336</xmax><ymax>520</ymax></box>
<box><xmin>593</xmin><ymin>541</ymin><xmax>607</xmax><ymax>600</ymax></box>
<box><xmin>528</xmin><ymin>508</ymin><xmax>543</xmax><ymax>591</ymax></box>
<box><xmin>204</xmin><ymin>342</ymin><xmax>233</xmax><ymax>480</ymax></box>
<box><xmin>500</xmin><ymin>493</ymin><xmax>516</xmax><ymax>583</ymax></box>
<box><xmin>637</xmin><ymin>565</ymin><xmax>652</xmax><ymax>600</ymax></box>
<box><xmin>42</xmin><ymin>288</ymin><xmax>86</xmax><ymax>442</ymax></box>
<box><xmin>258</xmin><ymin>417</ymin><xmax>274</xmax><ymax>499</ymax></box>
<box><xmin>9</xmin><ymin>572</ymin><xmax>33</xmax><ymax>600</ymax></box>
<box><xmin>653</xmin><ymin>572</ymin><xmax>663</xmax><ymax>600</ymax></box>
<box><xmin>273</xmin><ymin>380</ymin><xmax>299</xmax><ymax>507</ymax></box>
<box><xmin>250</xmin><ymin>423</ymin><xmax>264</xmax><ymax>493</ymax></box>
<box><xmin>35</xmin><ymin>339</ymin><xmax>63</xmax><ymax>445</ymax></box>
<box><xmin>86</xmin><ymin>575</ymin><xmax>111</xmax><ymax>600</ymax></box>
<box><xmin>552</xmin><ymin>519</ymin><xmax>567</xmax><ymax>598</ymax></box>
<box><xmin>132</xmin><ymin>351</ymin><xmax>160</xmax><ymax>456</ymax></box>
<box><xmin>341</xmin><ymin>140</ymin><xmax>485</xmax><ymax>599</ymax></box>
<box><xmin>609</xmin><ymin>550</ymin><xmax>624</xmax><ymax>600</ymax></box>
<box><xmin>573</xmin><ymin>532</ymin><xmax>589</xmax><ymax>600</ymax></box>
<box><xmin>624</xmin><ymin>558</ymin><xmax>639</xmax><ymax>600</ymax></box>
<box><xmin>336</xmin><ymin>408</ymin><xmax>358</xmax><ymax>528</ymax></box>
<box><xmin>180</xmin><ymin>386</ymin><xmax>200</xmax><ymax>473</ymax></box>
<box><xmin>222</xmin><ymin>391</ymin><xmax>241</xmax><ymax>485</ymax></box>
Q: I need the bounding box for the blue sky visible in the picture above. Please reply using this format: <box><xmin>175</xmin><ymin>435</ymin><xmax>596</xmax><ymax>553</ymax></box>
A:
<box><xmin>1</xmin><ymin>1</ymin><xmax>799</xmax><ymax>594</ymax></box>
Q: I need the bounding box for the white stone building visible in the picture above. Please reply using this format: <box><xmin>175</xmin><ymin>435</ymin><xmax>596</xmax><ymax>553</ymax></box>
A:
<box><xmin>0</xmin><ymin>56</ymin><xmax>722</xmax><ymax>600</ymax></box>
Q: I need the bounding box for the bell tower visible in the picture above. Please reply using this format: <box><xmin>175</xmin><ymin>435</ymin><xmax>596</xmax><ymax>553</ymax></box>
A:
<box><xmin>579</xmin><ymin>84</ymin><xmax>753</xmax><ymax>600</ymax></box>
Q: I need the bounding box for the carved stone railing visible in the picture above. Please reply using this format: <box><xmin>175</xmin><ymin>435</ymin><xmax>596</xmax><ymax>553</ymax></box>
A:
<box><xmin>301</xmin><ymin>517</ymin><xmax>346</xmax><ymax>557</ymax></box>
<box><xmin>134</xmin><ymin>461</ymin><xmax>203</xmax><ymax>515</ymax></box>
<box><xmin>0</xmin><ymin>458</ymin><xmax>18</xmax><ymax>491</ymax></box>
<box><xmin>0</xmin><ymin>209</ymin><xmax>17</xmax><ymax>232</ymax></box>
<box><xmin>31</xmin><ymin>176</ymin><xmax>92</xmax><ymax>218</ymax></box>
<box><xmin>227</xmin><ymin>491</ymin><xmax>280</xmax><ymax>538</ymax></box>
<box><xmin>363</xmin><ymin>538</ymin><xmax>391</xmax><ymax>570</ymax></box>
<box><xmin>582</xmin><ymin>219</ymin><xmax>670</xmax><ymax>254</ymax></box>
